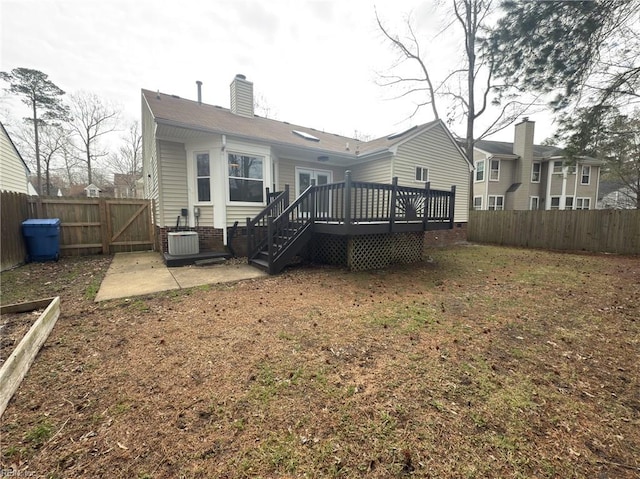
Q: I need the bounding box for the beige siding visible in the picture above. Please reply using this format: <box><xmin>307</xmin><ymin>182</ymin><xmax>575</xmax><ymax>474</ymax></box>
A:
<box><xmin>393</xmin><ymin>124</ymin><xmax>470</xmax><ymax>222</ymax></box>
<box><xmin>350</xmin><ymin>157</ymin><xmax>392</xmax><ymax>183</ymax></box>
<box><xmin>158</xmin><ymin>140</ymin><xmax>188</xmax><ymax>227</ymax></box>
<box><xmin>227</xmin><ymin>204</ymin><xmax>264</xmax><ymax>226</ymax></box>
<box><xmin>487</xmin><ymin>159</ymin><xmax>515</xmax><ymax>194</ymax></box>
<box><xmin>575</xmin><ymin>164</ymin><xmax>599</xmax><ymax>200</ymax></box>
<box><xmin>0</xmin><ymin>125</ymin><xmax>29</xmax><ymax>194</ymax></box>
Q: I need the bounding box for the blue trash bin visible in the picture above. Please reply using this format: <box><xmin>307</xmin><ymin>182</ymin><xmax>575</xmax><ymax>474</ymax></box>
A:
<box><xmin>22</xmin><ymin>218</ymin><xmax>61</xmax><ymax>262</ymax></box>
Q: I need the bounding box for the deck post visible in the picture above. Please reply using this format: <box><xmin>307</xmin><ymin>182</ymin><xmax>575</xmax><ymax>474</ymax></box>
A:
<box><xmin>284</xmin><ymin>184</ymin><xmax>290</xmax><ymax>207</ymax></box>
<box><xmin>265</xmin><ymin>187</ymin><xmax>271</xmax><ymax>204</ymax></box>
<box><xmin>246</xmin><ymin>217</ymin><xmax>252</xmax><ymax>260</ymax></box>
<box><xmin>423</xmin><ymin>181</ymin><xmax>431</xmax><ymax>230</ymax></box>
<box><xmin>344</xmin><ymin>170</ymin><xmax>352</xmax><ymax>234</ymax></box>
<box><xmin>449</xmin><ymin>185</ymin><xmax>456</xmax><ymax>229</ymax></box>
<box><xmin>267</xmin><ymin>216</ymin><xmax>274</xmax><ymax>274</ymax></box>
<box><xmin>389</xmin><ymin>176</ymin><xmax>398</xmax><ymax>232</ymax></box>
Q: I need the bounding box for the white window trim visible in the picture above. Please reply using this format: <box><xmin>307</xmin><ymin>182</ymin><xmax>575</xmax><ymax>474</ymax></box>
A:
<box><xmin>473</xmin><ymin>195</ymin><xmax>483</xmax><ymax>210</ymax></box>
<box><xmin>488</xmin><ymin>195</ymin><xmax>504</xmax><ymax>211</ymax></box>
<box><xmin>193</xmin><ymin>150</ymin><xmax>213</xmax><ymax>205</ymax></box>
<box><xmin>489</xmin><ymin>159</ymin><xmax>500</xmax><ymax>182</ymax></box>
<box><xmin>226</xmin><ymin>151</ymin><xmax>266</xmax><ymax>206</ymax></box>
<box><xmin>581</xmin><ymin>165</ymin><xmax>591</xmax><ymax>185</ymax></box>
<box><xmin>550</xmin><ymin>196</ymin><xmax>561</xmax><ymax>210</ymax></box>
<box><xmin>576</xmin><ymin>197</ymin><xmax>591</xmax><ymax>210</ymax></box>
<box><xmin>529</xmin><ymin>196</ymin><xmax>539</xmax><ymax>210</ymax></box>
<box><xmin>415</xmin><ymin>166</ymin><xmax>429</xmax><ymax>183</ymax></box>
<box><xmin>564</xmin><ymin>196</ymin><xmax>574</xmax><ymax>210</ymax></box>
<box><xmin>531</xmin><ymin>161</ymin><xmax>541</xmax><ymax>183</ymax></box>
<box><xmin>552</xmin><ymin>161</ymin><xmax>563</xmax><ymax>174</ymax></box>
<box><xmin>474</xmin><ymin>159</ymin><xmax>485</xmax><ymax>183</ymax></box>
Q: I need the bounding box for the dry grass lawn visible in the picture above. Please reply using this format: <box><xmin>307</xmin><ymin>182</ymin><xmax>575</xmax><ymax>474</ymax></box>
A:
<box><xmin>0</xmin><ymin>245</ymin><xmax>638</xmax><ymax>478</ymax></box>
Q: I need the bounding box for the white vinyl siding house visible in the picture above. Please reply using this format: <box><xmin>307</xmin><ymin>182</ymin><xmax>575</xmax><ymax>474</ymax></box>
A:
<box><xmin>142</xmin><ymin>76</ymin><xmax>471</xmax><ymax>253</ymax></box>
<box><xmin>0</xmin><ymin>122</ymin><xmax>30</xmax><ymax>194</ymax></box>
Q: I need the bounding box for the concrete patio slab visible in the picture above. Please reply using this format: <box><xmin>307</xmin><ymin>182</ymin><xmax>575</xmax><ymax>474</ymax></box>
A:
<box><xmin>169</xmin><ymin>263</ymin><xmax>267</xmax><ymax>289</ymax></box>
<box><xmin>95</xmin><ymin>251</ymin><xmax>267</xmax><ymax>302</ymax></box>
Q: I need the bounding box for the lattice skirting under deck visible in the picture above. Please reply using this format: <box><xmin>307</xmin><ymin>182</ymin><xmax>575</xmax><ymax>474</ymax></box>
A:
<box><xmin>311</xmin><ymin>232</ymin><xmax>424</xmax><ymax>271</ymax></box>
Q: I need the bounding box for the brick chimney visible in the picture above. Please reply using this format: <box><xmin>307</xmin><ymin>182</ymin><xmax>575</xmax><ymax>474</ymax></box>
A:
<box><xmin>230</xmin><ymin>74</ymin><xmax>254</xmax><ymax>117</ymax></box>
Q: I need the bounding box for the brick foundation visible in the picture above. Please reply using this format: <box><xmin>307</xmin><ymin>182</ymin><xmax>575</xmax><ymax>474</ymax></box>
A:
<box><xmin>424</xmin><ymin>222</ymin><xmax>467</xmax><ymax>247</ymax></box>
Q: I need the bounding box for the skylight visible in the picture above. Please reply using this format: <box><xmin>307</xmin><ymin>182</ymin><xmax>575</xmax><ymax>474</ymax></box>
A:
<box><xmin>292</xmin><ymin>130</ymin><xmax>320</xmax><ymax>142</ymax></box>
<box><xmin>387</xmin><ymin>125</ymin><xmax>418</xmax><ymax>140</ymax></box>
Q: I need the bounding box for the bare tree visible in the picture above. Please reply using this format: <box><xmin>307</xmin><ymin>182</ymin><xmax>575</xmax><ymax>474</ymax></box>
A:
<box><xmin>68</xmin><ymin>91</ymin><xmax>120</xmax><ymax>185</ymax></box>
<box><xmin>11</xmin><ymin>122</ymin><xmax>71</xmax><ymax>195</ymax></box>
<box><xmin>376</xmin><ymin>1</ymin><xmax>539</xmax><ymax>170</ymax></box>
<box><xmin>106</xmin><ymin>121</ymin><xmax>143</xmax><ymax>197</ymax></box>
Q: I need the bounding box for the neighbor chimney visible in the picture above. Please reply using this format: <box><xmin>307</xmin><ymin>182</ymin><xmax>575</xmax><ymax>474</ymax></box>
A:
<box><xmin>196</xmin><ymin>80</ymin><xmax>202</xmax><ymax>104</ymax></box>
<box><xmin>513</xmin><ymin>117</ymin><xmax>535</xmax><ymax>204</ymax></box>
<box><xmin>230</xmin><ymin>74</ymin><xmax>254</xmax><ymax>117</ymax></box>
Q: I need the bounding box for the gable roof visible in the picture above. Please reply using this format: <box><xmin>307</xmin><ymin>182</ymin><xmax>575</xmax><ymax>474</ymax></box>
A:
<box><xmin>142</xmin><ymin>89</ymin><xmax>458</xmax><ymax>161</ymax></box>
<box><xmin>474</xmin><ymin>138</ymin><xmax>564</xmax><ymax>158</ymax></box>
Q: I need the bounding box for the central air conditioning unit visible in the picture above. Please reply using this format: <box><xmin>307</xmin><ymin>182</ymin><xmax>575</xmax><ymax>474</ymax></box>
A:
<box><xmin>168</xmin><ymin>231</ymin><xmax>199</xmax><ymax>255</ymax></box>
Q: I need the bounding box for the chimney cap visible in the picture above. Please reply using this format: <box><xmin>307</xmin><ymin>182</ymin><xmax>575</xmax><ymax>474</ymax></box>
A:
<box><xmin>196</xmin><ymin>80</ymin><xmax>202</xmax><ymax>85</ymax></box>
<box><xmin>235</xmin><ymin>73</ymin><xmax>247</xmax><ymax>80</ymax></box>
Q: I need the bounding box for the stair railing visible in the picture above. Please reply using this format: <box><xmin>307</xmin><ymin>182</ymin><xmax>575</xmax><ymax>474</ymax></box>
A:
<box><xmin>246</xmin><ymin>185</ymin><xmax>289</xmax><ymax>260</ymax></box>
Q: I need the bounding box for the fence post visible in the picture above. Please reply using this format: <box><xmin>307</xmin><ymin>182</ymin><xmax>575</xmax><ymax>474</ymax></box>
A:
<box><xmin>389</xmin><ymin>176</ymin><xmax>398</xmax><ymax>232</ymax></box>
<box><xmin>423</xmin><ymin>181</ymin><xmax>431</xmax><ymax>229</ymax></box>
<box><xmin>99</xmin><ymin>199</ymin><xmax>109</xmax><ymax>254</ymax></box>
<box><xmin>344</xmin><ymin>170</ymin><xmax>352</xmax><ymax>234</ymax></box>
<box><xmin>449</xmin><ymin>185</ymin><xmax>456</xmax><ymax>229</ymax></box>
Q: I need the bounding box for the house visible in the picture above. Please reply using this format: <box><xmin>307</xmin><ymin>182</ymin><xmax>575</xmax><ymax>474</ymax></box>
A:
<box><xmin>472</xmin><ymin>119</ymin><xmax>603</xmax><ymax>211</ymax></box>
<box><xmin>0</xmin><ymin>122</ymin><xmax>30</xmax><ymax>194</ymax></box>
<box><xmin>141</xmin><ymin>74</ymin><xmax>471</xmax><ymax>272</ymax></box>
<box><xmin>598</xmin><ymin>179</ymin><xmax>638</xmax><ymax>209</ymax></box>
<box><xmin>84</xmin><ymin>183</ymin><xmax>101</xmax><ymax>198</ymax></box>
<box><xmin>113</xmin><ymin>173</ymin><xmax>143</xmax><ymax>198</ymax></box>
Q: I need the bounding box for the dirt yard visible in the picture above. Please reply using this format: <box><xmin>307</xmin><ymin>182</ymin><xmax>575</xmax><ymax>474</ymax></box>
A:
<box><xmin>0</xmin><ymin>246</ymin><xmax>638</xmax><ymax>478</ymax></box>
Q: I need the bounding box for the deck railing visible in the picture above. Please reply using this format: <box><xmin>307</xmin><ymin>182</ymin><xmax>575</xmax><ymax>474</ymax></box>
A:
<box><xmin>247</xmin><ymin>171</ymin><xmax>456</xmax><ymax>271</ymax></box>
<box><xmin>246</xmin><ymin>185</ymin><xmax>289</xmax><ymax>260</ymax></box>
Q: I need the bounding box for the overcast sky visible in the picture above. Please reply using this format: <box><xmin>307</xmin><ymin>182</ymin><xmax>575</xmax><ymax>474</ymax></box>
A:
<box><xmin>0</xmin><ymin>0</ymin><xmax>554</xmax><ymax>144</ymax></box>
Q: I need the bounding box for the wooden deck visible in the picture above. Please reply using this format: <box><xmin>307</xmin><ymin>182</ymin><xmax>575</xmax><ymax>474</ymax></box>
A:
<box><xmin>247</xmin><ymin>171</ymin><xmax>456</xmax><ymax>274</ymax></box>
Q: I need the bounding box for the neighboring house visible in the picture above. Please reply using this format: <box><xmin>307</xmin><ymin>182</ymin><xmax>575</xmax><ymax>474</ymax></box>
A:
<box><xmin>114</xmin><ymin>173</ymin><xmax>143</xmax><ymax>198</ymax></box>
<box><xmin>0</xmin><ymin>122</ymin><xmax>30</xmax><ymax>194</ymax></box>
<box><xmin>142</xmin><ymin>74</ymin><xmax>471</xmax><ymax>271</ymax></box>
<box><xmin>472</xmin><ymin>118</ymin><xmax>603</xmax><ymax>211</ymax></box>
<box><xmin>598</xmin><ymin>179</ymin><xmax>638</xmax><ymax>209</ymax></box>
<box><xmin>84</xmin><ymin>184</ymin><xmax>101</xmax><ymax>198</ymax></box>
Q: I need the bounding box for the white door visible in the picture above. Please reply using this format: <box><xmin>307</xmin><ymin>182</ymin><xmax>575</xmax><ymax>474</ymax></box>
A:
<box><xmin>296</xmin><ymin>168</ymin><xmax>332</xmax><ymax>217</ymax></box>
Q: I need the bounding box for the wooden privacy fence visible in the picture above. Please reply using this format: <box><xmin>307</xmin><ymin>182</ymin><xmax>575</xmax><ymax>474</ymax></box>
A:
<box><xmin>26</xmin><ymin>197</ymin><xmax>155</xmax><ymax>256</ymax></box>
<box><xmin>468</xmin><ymin>210</ymin><xmax>640</xmax><ymax>255</ymax></box>
<box><xmin>1</xmin><ymin>191</ymin><xmax>30</xmax><ymax>271</ymax></box>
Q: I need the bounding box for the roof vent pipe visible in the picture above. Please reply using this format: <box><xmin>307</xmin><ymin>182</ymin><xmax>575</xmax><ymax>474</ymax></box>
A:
<box><xmin>196</xmin><ymin>80</ymin><xmax>203</xmax><ymax>104</ymax></box>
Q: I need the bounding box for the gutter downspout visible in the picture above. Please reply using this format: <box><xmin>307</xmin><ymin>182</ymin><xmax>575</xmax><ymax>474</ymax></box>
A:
<box><xmin>221</xmin><ymin>134</ymin><xmax>228</xmax><ymax>246</ymax></box>
<box><xmin>545</xmin><ymin>160</ymin><xmax>553</xmax><ymax>209</ymax></box>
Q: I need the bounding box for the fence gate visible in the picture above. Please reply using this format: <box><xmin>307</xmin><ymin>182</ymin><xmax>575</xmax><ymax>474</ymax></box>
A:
<box><xmin>28</xmin><ymin>197</ymin><xmax>154</xmax><ymax>255</ymax></box>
